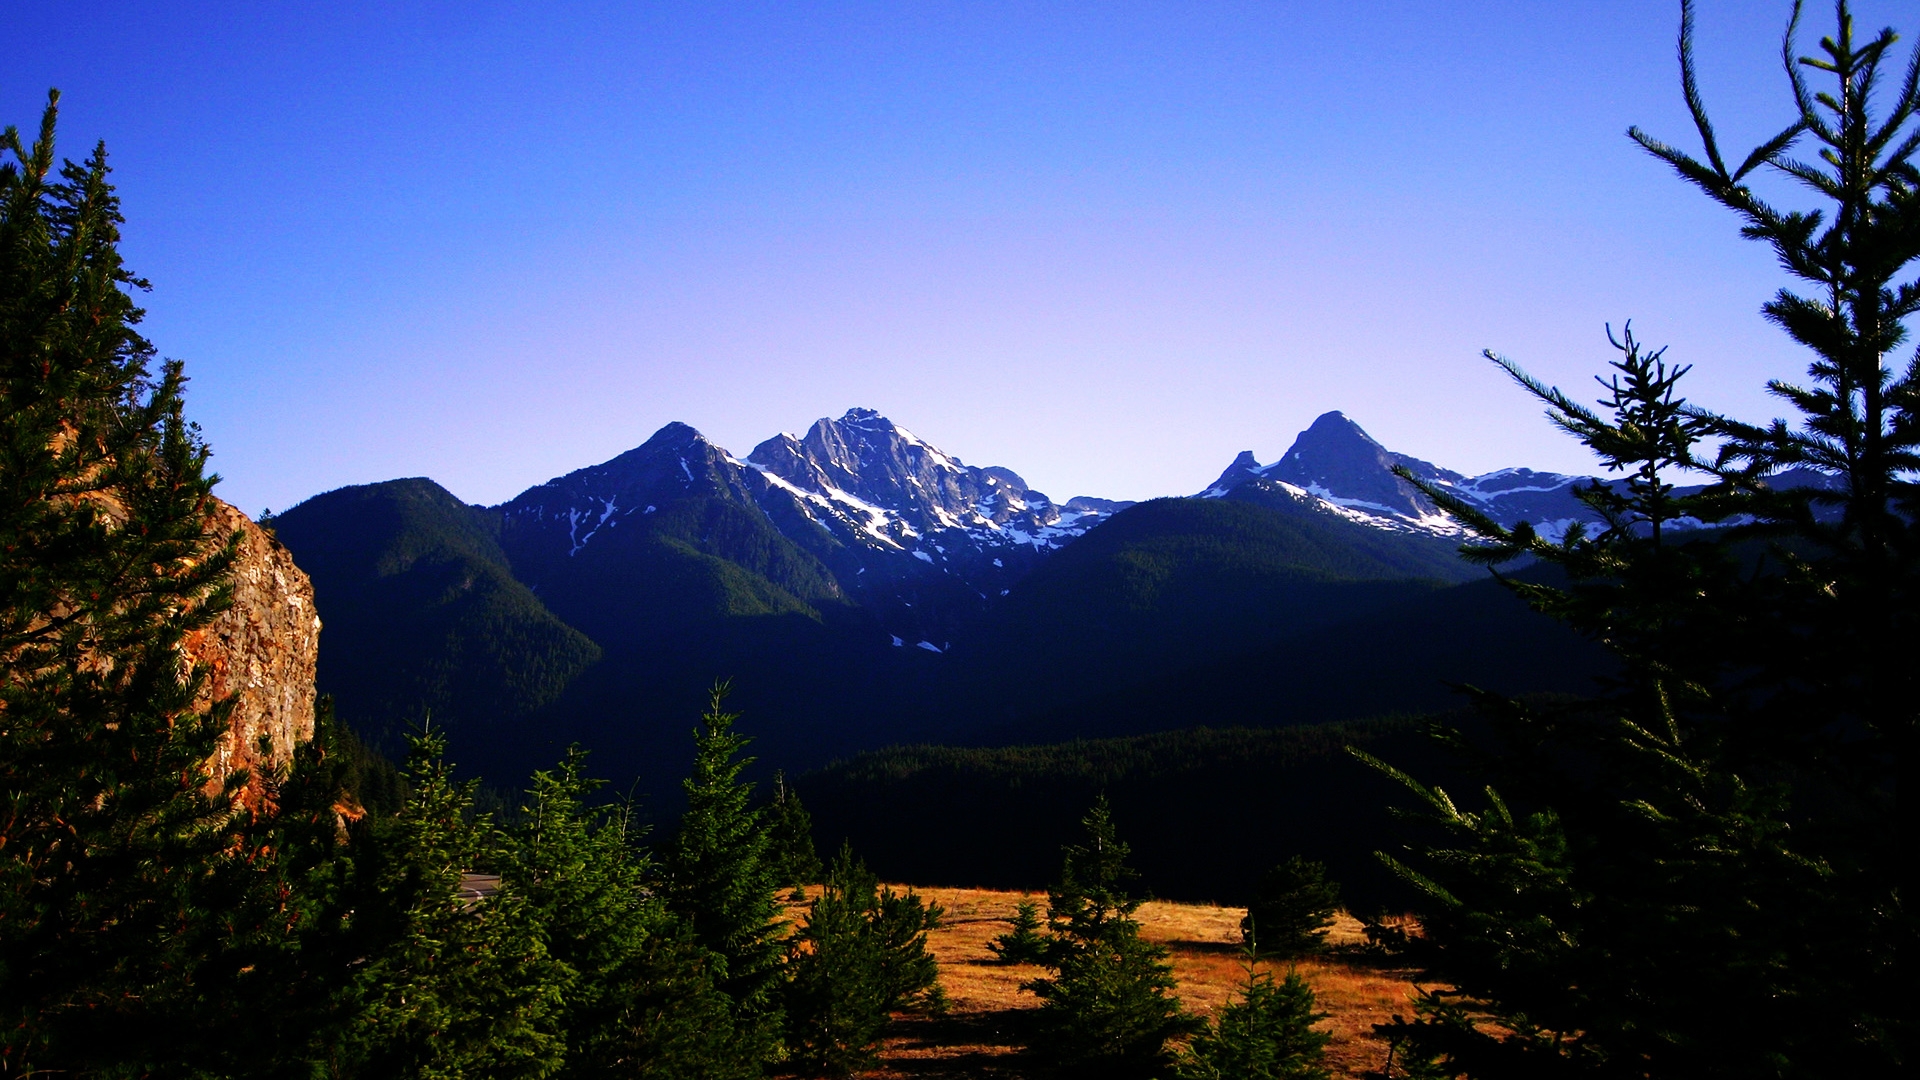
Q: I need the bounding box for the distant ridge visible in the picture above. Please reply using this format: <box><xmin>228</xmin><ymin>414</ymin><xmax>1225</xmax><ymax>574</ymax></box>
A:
<box><xmin>274</xmin><ymin>405</ymin><xmax>1630</xmax><ymax>793</ymax></box>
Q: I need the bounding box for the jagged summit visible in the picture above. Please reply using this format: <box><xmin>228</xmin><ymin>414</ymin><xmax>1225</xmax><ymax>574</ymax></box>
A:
<box><xmin>1265</xmin><ymin>411</ymin><xmax>1461</xmax><ymax>518</ymax></box>
<box><xmin>1207</xmin><ymin>450</ymin><xmax>1262</xmax><ymax>494</ymax></box>
<box><xmin>747</xmin><ymin>408</ymin><xmax>1067</xmax><ymax>540</ymax></box>
<box><xmin>1202</xmin><ymin>411</ymin><xmax>1590</xmax><ymax>538</ymax></box>
<box><xmin>479</xmin><ymin>409</ymin><xmax>1134</xmax><ymax>647</ymax></box>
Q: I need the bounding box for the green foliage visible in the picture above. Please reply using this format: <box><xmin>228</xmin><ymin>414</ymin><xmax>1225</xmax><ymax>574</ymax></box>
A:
<box><xmin>507</xmin><ymin>746</ymin><xmax>755</xmax><ymax>1080</ymax></box>
<box><xmin>1242</xmin><ymin>857</ymin><xmax>1341</xmax><ymax>959</ymax></box>
<box><xmin>663</xmin><ymin>683</ymin><xmax>785</xmax><ymax>1058</ymax></box>
<box><xmin>1023</xmin><ymin>797</ymin><xmax>1198</xmax><ymax>1077</ymax></box>
<box><xmin>0</xmin><ymin>90</ymin><xmax>261</xmax><ymax>1077</ymax></box>
<box><xmin>987</xmin><ymin>897</ymin><xmax>1049</xmax><ymax>964</ymax></box>
<box><xmin>1366</xmin><ymin>4</ymin><xmax>1919</xmax><ymax>1075</ymax></box>
<box><xmin>273</xmin><ymin>478</ymin><xmax>602</xmax><ymax>752</ymax></box>
<box><xmin>317</xmin><ymin>694</ymin><xmax>407</xmax><ymax>815</ymax></box>
<box><xmin>327</xmin><ymin>728</ymin><xmax>568</xmax><ymax>1078</ymax></box>
<box><xmin>1173</xmin><ymin>952</ymin><xmax>1330</xmax><ymax>1080</ymax></box>
<box><xmin>782</xmin><ymin>845</ymin><xmax>945</xmax><ymax>1076</ymax></box>
<box><xmin>767</xmin><ymin>769</ymin><xmax>823</xmax><ymax>892</ymax></box>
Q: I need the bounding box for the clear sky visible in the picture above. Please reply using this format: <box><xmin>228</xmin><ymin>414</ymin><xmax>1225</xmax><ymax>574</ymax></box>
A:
<box><xmin>7</xmin><ymin>1</ymin><xmax>1907</xmax><ymax>513</ymax></box>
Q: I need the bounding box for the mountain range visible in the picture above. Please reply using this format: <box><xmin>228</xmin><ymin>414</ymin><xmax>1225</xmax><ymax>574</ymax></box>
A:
<box><xmin>272</xmin><ymin>407</ymin><xmax>1612</xmax><ymax>798</ymax></box>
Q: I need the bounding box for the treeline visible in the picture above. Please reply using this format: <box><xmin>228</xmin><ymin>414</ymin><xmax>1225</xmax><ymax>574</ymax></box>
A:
<box><xmin>797</xmin><ymin>718</ymin><xmax>1468</xmax><ymax>910</ymax></box>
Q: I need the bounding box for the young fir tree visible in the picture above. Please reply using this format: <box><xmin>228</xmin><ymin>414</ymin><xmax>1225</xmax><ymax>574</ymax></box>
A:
<box><xmin>1172</xmin><ymin>944</ymin><xmax>1330</xmax><ymax>1080</ymax></box>
<box><xmin>326</xmin><ymin>727</ymin><xmax>568</xmax><ymax>1078</ymax></box>
<box><xmin>507</xmin><ymin>746</ymin><xmax>753</xmax><ymax>1080</ymax></box>
<box><xmin>767</xmin><ymin>769</ymin><xmax>823</xmax><ymax>897</ymax></box>
<box><xmin>988</xmin><ymin>897</ymin><xmax>1049</xmax><ymax>964</ymax></box>
<box><xmin>782</xmin><ymin>844</ymin><xmax>945</xmax><ymax>1076</ymax></box>
<box><xmin>1023</xmin><ymin>796</ymin><xmax>1198</xmax><ymax>1077</ymax></box>
<box><xmin>1241</xmin><ymin>857</ymin><xmax>1341</xmax><ymax>959</ymax></box>
<box><xmin>0</xmin><ymin>90</ymin><xmax>263</xmax><ymax>1076</ymax></box>
<box><xmin>663</xmin><ymin>683</ymin><xmax>786</xmax><ymax>1060</ymax></box>
<box><xmin>1361</xmin><ymin>3</ymin><xmax>1916</xmax><ymax>1075</ymax></box>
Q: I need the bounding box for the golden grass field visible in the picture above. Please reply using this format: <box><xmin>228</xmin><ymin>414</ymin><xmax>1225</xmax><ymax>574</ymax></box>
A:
<box><xmin>785</xmin><ymin>885</ymin><xmax>1425</xmax><ymax>1079</ymax></box>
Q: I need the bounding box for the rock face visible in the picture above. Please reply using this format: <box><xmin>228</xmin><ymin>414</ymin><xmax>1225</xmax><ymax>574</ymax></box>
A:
<box><xmin>181</xmin><ymin>499</ymin><xmax>321</xmax><ymax>803</ymax></box>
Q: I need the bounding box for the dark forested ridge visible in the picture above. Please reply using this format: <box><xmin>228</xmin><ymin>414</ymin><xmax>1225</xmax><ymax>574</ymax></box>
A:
<box><xmin>795</xmin><ymin>719</ymin><xmax>1465</xmax><ymax>910</ymax></box>
<box><xmin>271</xmin><ymin>478</ymin><xmax>602</xmax><ymax>755</ymax></box>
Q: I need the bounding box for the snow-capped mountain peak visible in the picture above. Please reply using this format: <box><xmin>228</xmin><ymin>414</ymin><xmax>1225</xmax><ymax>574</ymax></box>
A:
<box><xmin>746</xmin><ymin>408</ymin><xmax>1124</xmax><ymax>550</ymax></box>
<box><xmin>1202</xmin><ymin>411</ymin><xmax>1590</xmax><ymax>538</ymax></box>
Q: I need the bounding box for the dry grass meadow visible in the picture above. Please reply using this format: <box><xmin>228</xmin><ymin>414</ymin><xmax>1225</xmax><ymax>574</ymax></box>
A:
<box><xmin>783</xmin><ymin>885</ymin><xmax>1426</xmax><ymax>1079</ymax></box>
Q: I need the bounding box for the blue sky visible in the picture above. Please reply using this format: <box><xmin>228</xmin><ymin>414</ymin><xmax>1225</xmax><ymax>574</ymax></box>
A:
<box><xmin>8</xmin><ymin>1</ymin><xmax>1907</xmax><ymax>513</ymax></box>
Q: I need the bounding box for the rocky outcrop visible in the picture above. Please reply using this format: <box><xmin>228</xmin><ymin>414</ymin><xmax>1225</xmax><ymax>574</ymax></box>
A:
<box><xmin>181</xmin><ymin>499</ymin><xmax>321</xmax><ymax>803</ymax></box>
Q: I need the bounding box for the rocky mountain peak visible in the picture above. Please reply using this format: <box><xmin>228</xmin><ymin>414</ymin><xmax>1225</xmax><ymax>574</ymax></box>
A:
<box><xmin>1196</xmin><ymin>411</ymin><xmax>1604</xmax><ymax>539</ymax></box>
<box><xmin>750</xmin><ymin>408</ymin><xmax>1053</xmax><ymax>536</ymax></box>
<box><xmin>1204</xmin><ymin>450</ymin><xmax>1263</xmax><ymax>495</ymax></box>
<box><xmin>496</xmin><ymin>420</ymin><xmax>762</xmax><ymax>558</ymax></box>
<box><xmin>1265</xmin><ymin>411</ymin><xmax>1460</xmax><ymax>518</ymax></box>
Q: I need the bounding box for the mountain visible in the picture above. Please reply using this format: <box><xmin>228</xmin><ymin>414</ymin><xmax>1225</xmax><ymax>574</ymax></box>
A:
<box><xmin>275</xmin><ymin>406</ymin><xmax>1620</xmax><ymax>794</ymax></box>
<box><xmin>1204</xmin><ymin>410</ymin><xmax>1596</xmax><ymax>540</ymax></box>
<box><xmin>485</xmin><ymin>409</ymin><xmax>1125</xmax><ymax>650</ymax></box>
<box><xmin>745</xmin><ymin>408</ymin><xmax>1126</xmax><ymax>645</ymax></box>
<box><xmin>271</xmin><ymin>478</ymin><xmax>603</xmax><ymax>764</ymax></box>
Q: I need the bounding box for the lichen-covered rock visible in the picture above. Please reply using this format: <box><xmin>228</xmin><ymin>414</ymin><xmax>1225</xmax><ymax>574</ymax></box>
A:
<box><xmin>181</xmin><ymin>499</ymin><xmax>320</xmax><ymax>804</ymax></box>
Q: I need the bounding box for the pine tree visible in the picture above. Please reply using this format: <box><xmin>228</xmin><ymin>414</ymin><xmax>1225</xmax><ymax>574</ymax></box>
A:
<box><xmin>0</xmin><ymin>90</ymin><xmax>262</xmax><ymax>1076</ymax></box>
<box><xmin>663</xmin><ymin>682</ymin><xmax>785</xmax><ymax>1060</ymax></box>
<box><xmin>1173</xmin><ymin>946</ymin><xmax>1330</xmax><ymax>1080</ymax></box>
<box><xmin>782</xmin><ymin>844</ymin><xmax>945</xmax><ymax>1076</ymax></box>
<box><xmin>1023</xmin><ymin>796</ymin><xmax>1198</xmax><ymax>1077</ymax></box>
<box><xmin>326</xmin><ymin>727</ymin><xmax>568</xmax><ymax>1078</ymax></box>
<box><xmin>767</xmin><ymin>769</ymin><xmax>823</xmax><ymax>896</ymax></box>
<box><xmin>1362</xmin><ymin>3</ymin><xmax>1917</xmax><ymax>1075</ymax></box>
<box><xmin>508</xmin><ymin>746</ymin><xmax>753</xmax><ymax>1080</ymax></box>
<box><xmin>1241</xmin><ymin>857</ymin><xmax>1341</xmax><ymax>959</ymax></box>
<box><xmin>988</xmin><ymin>897</ymin><xmax>1049</xmax><ymax>964</ymax></box>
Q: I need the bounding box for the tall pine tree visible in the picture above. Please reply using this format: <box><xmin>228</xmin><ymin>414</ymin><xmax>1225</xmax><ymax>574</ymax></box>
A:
<box><xmin>1024</xmin><ymin>796</ymin><xmax>1197</xmax><ymax>1077</ymax></box>
<box><xmin>0</xmin><ymin>90</ymin><xmax>260</xmax><ymax>1076</ymax></box>
<box><xmin>1364</xmin><ymin>3</ymin><xmax>1916</xmax><ymax>1075</ymax></box>
<box><xmin>325</xmin><ymin>727</ymin><xmax>568</xmax><ymax>1078</ymax></box>
<box><xmin>663</xmin><ymin>683</ymin><xmax>786</xmax><ymax>1063</ymax></box>
<box><xmin>507</xmin><ymin>746</ymin><xmax>753</xmax><ymax>1080</ymax></box>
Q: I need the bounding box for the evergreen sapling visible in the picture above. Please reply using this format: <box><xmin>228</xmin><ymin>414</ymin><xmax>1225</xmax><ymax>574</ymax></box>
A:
<box><xmin>767</xmin><ymin>769</ymin><xmax>823</xmax><ymax>899</ymax></box>
<box><xmin>1023</xmin><ymin>796</ymin><xmax>1198</xmax><ymax>1077</ymax></box>
<box><xmin>1173</xmin><ymin>941</ymin><xmax>1331</xmax><ymax>1080</ymax></box>
<box><xmin>782</xmin><ymin>844</ymin><xmax>945</xmax><ymax>1076</ymax></box>
<box><xmin>988</xmin><ymin>897</ymin><xmax>1049</xmax><ymax>965</ymax></box>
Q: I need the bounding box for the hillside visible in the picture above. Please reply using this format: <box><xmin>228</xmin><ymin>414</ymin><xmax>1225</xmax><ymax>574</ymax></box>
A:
<box><xmin>796</xmin><ymin>719</ymin><xmax>1471</xmax><ymax>911</ymax></box>
<box><xmin>271</xmin><ymin>477</ymin><xmax>602</xmax><ymax>761</ymax></box>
